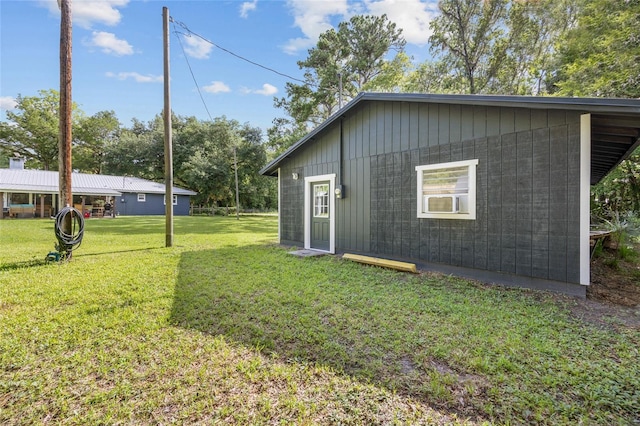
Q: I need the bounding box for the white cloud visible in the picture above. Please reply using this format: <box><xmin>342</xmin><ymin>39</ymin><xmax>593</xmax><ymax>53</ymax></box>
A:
<box><xmin>182</xmin><ymin>35</ymin><xmax>214</xmax><ymax>59</ymax></box>
<box><xmin>41</xmin><ymin>0</ymin><xmax>129</xmax><ymax>29</ymax></box>
<box><xmin>283</xmin><ymin>0</ymin><xmax>350</xmax><ymax>54</ymax></box>
<box><xmin>282</xmin><ymin>0</ymin><xmax>438</xmax><ymax>54</ymax></box>
<box><xmin>203</xmin><ymin>81</ymin><xmax>231</xmax><ymax>94</ymax></box>
<box><xmin>0</xmin><ymin>96</ymin><xmax>18</xmax><ymax>110</ymax></box>
<box><xmin>241</xmin><ymin>83</ymin><xmax>278</xmax><ymax>96</ymax></box>
<box><xmin>105</xmin><ymin>72</ymin><xmax>163</xmax><ymax>83</ymax></box>
<box><xmin>240</xmin><ymin>0</ymin><xmax>258</xmax><ymax>18</ymax></box>
<box><xmin>85</xmin><ymin>31</ymin><xmax>133</xmax><ymax>56</ymax></box>
<box><xmin>364</xmin><ymin>0</ymin><xmax>438</xmax><ymax>45</ymax></box>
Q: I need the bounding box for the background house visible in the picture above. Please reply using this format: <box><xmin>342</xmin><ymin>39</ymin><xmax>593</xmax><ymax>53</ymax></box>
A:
<box><xmin>261</xmin><ymin>93</ymin><xmax>640</xmax><ymax>297</ymax></box>
<box><xmin>0</xmin><ymin>161</ymin><xmax>196</xmax><ymax>218</ymax></box>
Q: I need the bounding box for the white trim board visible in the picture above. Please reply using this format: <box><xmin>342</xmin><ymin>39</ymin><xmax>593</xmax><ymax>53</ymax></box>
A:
<box><xmin>580</xmin><ymin>114</ymin><xmax>591</xmax><ymax>286</ymax></box>
<box><xmin>277</xmin><ymin>168</ymin><xmax>281</xmax><ymax>243</ymax></box>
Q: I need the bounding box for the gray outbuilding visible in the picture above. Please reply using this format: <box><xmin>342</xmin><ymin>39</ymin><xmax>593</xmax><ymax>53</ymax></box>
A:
<box><xmin>260</xmin><ymin>93</ymin><xmax>640</xmax><ymax>297</ymax></box>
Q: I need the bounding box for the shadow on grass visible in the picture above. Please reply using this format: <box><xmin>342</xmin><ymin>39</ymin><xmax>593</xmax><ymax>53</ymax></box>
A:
<box><xmin>168</xmin><ymin>244</ymin><xmax>489</xmax><ymax>420</ymax></box>
<box><xmin>0</xmin><ymin>258</ymin><xmax>50</xmax><ymax>271</ymax></box>
<box><xmin>74</xmin><ymin>246</ymin><xmax>165</xmax><ymax>257</ymax></box>
<box><xmin>0</xmin><ymin>247</ymin><xmax>165</xmax><ymax>270</ymax></box>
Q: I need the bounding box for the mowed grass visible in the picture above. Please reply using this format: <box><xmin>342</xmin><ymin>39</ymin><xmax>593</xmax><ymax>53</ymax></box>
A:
<box><xmin>1</xmin><ymin>216</ymin><xmax>638</xmax><ymax>425</ymax></box>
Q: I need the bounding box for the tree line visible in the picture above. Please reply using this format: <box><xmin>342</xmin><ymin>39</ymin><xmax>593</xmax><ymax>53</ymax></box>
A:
<box><xmin>1</xmin><ymin>0</ymin><xmax>638</xmax><ymax>214</ymax></box>
<box><xmin>270</xmin><ymin>0</ymin><xmax>639</xmax><ymax>215</ymax></box>
<box><xmin>0</xmin><ymin>90</ymin><xmax>276</xmax><ymax>210</ymax></box>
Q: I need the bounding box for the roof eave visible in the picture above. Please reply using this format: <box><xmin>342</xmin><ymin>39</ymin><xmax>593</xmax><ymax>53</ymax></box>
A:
<box><xmin>259</xmin><ymin>92</ymin><xmax>640</xmax><ymax>177</ymax></box>
<box><xmin>260</xmin><ymin>93</ymin><xmax>366</xmax><ymax>176</ymax></box>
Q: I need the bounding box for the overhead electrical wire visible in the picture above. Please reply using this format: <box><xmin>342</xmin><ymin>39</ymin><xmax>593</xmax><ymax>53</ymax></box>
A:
<box><xmin>170</xmin><ymin>17</ymin><xmax>313</xmax><ymax>87</ymax></box>
<box><xmin>171</xmin><ymin>19</ymin><xmax>214</xmax><ymax>121</ymax></box>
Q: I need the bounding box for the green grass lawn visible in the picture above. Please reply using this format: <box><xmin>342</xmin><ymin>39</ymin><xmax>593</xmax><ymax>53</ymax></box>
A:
<box><xmin>1</xmin><ymin>216</ymin><xmax>638</xmax><ymax>425</ymax></box>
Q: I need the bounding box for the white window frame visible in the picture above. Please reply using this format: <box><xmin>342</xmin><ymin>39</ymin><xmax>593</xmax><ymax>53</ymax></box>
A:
<box><xmin>163</xmin><ymin>194</ymin><xmax>178</xmax><ymax>205</ymax></box>
<box><xmin>137</xmin><ymin>193</ymin><xmax>146</xmax><ymax>202</ymax></box>
<box><xmin>415</xmin><ymin>159</ymin><xmax>478</xmax><ymax>220</ymax></box>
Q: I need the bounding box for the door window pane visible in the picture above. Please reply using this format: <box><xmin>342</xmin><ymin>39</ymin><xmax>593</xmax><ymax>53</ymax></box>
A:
<box><xmin>313</xmin><ymin>184</ymin><xmax>329</xmax><ymax>218</ymax></box>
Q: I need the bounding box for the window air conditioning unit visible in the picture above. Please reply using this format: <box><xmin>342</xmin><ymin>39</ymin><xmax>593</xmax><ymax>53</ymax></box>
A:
<box><xmin>424</xmin><ymin>195</ymin><xmax>459</xmax><ymax>213</ymax></box>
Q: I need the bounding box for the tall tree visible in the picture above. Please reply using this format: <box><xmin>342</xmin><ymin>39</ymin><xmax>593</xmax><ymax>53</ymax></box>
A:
<box><xmin>265</xmin><ymin>117</ymin><xmax>307</xmax><ymax>157</ymax></box>
<box><xmin>73</xmin><ymin>110</ymin><xmax>120</xmax><ymax>174</ymax></box>
<box><xmin>429</xmin><ymin>0</ymin><xmax>511</xmax><ymax>94</ymax></box>
<box><xmin>427</xmin><ymin>0</ymin><xmax>576</xmax><ymax>95</ymax></box>
<box><xmin>403</xmin><ymin>59</ymin><xmax>465</xmax><ymax>94</ymax></box>
<box><xmin>102</xmin><ymin>116</ymin><xmax>164</xmax><ymax>180</ymax></box>
<box><xmin>175</xmin><ymin>117</ymin><xmax>275</xmax><ymax>209</ymax></box>
<box><xmin>275</xmin><ymin>14</ymin><xmax>405</xmax><ymax>128</ymax></box>
<box><xmin>550</xmin><ymin>0</ymin><xmax>640</xmax><ymax>98</ymax></box>
<box><xmin>0</xmin><ymin>89</ymin><xmax>80</xmax><ymax>170</ymax></box>
<box><xmin>547</xmin><ymin>0</ymin><xmax>640</xmax><ymax>216</ymax></box>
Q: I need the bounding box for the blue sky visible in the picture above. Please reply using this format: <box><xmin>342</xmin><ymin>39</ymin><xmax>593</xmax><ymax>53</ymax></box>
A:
<box><xmin>1</xmin><ymin>0</ymin><xmax>438</xmax><ymax>133</ymax></box>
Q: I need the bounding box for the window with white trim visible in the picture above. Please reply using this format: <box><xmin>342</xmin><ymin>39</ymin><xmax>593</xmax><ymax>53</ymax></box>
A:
<box><xmin>137</xmin><ymin>193</ymin><xmax>146</xmax><ymax>202</ymax></box>
<box><xmin>415</xmin><ymin>159</ymin><xmax>478</xmax><ymax>220</ymax></box>
<box><xmin>163</xmin><ymin>194</ymin><xmax>178</xmax><ymax>205</ymax></box>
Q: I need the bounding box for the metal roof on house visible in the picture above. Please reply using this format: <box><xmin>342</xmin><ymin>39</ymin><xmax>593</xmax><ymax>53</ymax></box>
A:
<box><xmin>260</xmin><ymin>92</ymin><xmax>640</xmax><ymax>184</ymax></box>
<box><xmin>0</xmin><ymin>169</ymin><xmax>197</xmax><ymax>196</ymax></box>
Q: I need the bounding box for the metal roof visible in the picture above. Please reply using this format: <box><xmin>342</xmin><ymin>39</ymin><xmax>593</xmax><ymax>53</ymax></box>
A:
<box><xmin>260</xmin><ymin>92</ymin><xmax>640</xmax><ymax>184</ymax></box>
<box><xmin>0</xmin><ymin>169</ymin><xmax>197</xmax><ymax>196</ymax></box>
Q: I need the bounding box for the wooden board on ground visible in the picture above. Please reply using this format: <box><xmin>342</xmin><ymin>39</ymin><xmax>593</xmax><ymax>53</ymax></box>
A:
<box><xmin>342</xmin><ymin>253</ymin><xmax>417</xmax><ymax>273</ymax></box>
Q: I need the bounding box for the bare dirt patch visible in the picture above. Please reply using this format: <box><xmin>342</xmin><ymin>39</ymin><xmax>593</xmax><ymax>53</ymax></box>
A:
<box><xmin>589</xmin><ymin>248</ymin><xmax>640</xmax><ymax>307</ymax></box>
<box><xmin>570</xmin><ymin>242</ymin><xmax>640</xmax><ymax>329</ymax></box>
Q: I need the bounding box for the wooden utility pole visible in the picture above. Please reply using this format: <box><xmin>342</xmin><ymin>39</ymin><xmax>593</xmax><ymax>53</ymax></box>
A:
<box><xmin>234</xmin><ymin>146</ymin><xmax>240</xmax><ymax>220</ymax></box>
<box><xmin>59</xmin><ymin>0</ymin><xmax>73</xmax><ymax>231</ymax></box>
<box><xmin>163</xmin><ymin>6</ymin><xmax>174</xmax><ymax>247</ymax></box>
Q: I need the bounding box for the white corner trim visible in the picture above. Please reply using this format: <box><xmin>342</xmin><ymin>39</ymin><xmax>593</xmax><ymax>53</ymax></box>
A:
<box><xmin>580</xmin><ymin>114</ymin><xmax>591</xmax><ymax>286</ymax></box>
<box><xmin>277</xmin><ymin>167</ymin><xmax>281</xmax><ymax>242</ymax></box>
<box><xmin>304</xmin><ymin>173</ymin><xmax>336</xmax><ymax>253</ymax></box>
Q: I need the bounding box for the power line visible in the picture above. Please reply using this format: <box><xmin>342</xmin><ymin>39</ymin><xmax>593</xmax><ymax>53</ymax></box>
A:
<box><xmin>171</xmin><ymin>20</ymin><xmax>214</xmax><ymax>121</ymax></box>
<box><xmin>170</xmin><ymin>17</ymin><xmax>312</xmax><ymax>86</ymax></box>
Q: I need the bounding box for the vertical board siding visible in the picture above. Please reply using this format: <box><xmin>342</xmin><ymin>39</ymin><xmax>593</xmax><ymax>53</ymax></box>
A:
<box><xmin>376</xmin><ymin>103</ymin><xmax>385</xmax><ymax>155</ymax></box>
<box><xmin>516</xmin><ymin>130</ymin><xmax>533</xmax><ymax>277</ymax></box>
<box><xmin>566</xmin><ymin>121</ymin><xmax>583</xmax><ymax>283</ymax></box>
<box><xmin>401</xmin><ymin>151</ymin><xmax>413</xmax><ymax>258</ymax></box>
<box><xmin>400</xmin><ymin>103</ymin><xmax>410</xmax><ymax>152</ymax></box>
<box><xmin>500</xmin><ymin>133</ymin><xmax>518</xmax><ymax>274</ymax></box>
<box><xmin>363</xmin><ymin>157</ymin><xmax>371</xmax><ymax>253</ymax></box>
<box><xmin>428</xmin><ymin>104</ymin><xmax>439</xmax><ymax>146</ymax></box>
<box><xmin>473</xmin><ymin>138</ymin><xmax>488</xmax><ymax>270</ymax></box>
<box><xmin>278</xmin><ymin>100</ymin><xmax>584</xmax><ymax>285</ymax></box>
<box><xmin>409</xmin><ymin>104</ymin><xmax>420</xmax><ymax>151</ymax></box>
<box><xmin>439</xmin><ymin>104</ymin><xmax>450</xmax><ymax>143</ymax></box>
<box><xmin>548</xmin><ymin>125</ymin><xmax>569</xmax><ymax>281</ymax></box>
<box><xmin>532</xmin><ymin>127</ymin><xmax>551</xmax><ymax>279</ymax></box>
<box><xmin>362</xmin><ymin>106</ymin><xmax>371</xmax><ymax>158</ymax></box>
<box><xmin>473</xmin><ymin>106</ymin><xmax>487</xmax><ymax>139</ymax></box>
<box><xmin>487</xmin><ymin>135</ymin><xmax>503</xmax><ymax>271</ymax></box>
<box><xmin>449</xmin><ymin>104</ymin><xmax>461</xmax><ymax>143</ymax></box>
<box><xmin>418</xmin><ymin>104</ymin><xmax>429</xmax><ymax>149</ymax></box>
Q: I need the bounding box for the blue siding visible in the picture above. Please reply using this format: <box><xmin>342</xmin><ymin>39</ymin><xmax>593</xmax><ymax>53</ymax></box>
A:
<box><xmin>115</xmin><ymin>193</ymin><xmax>191</xmax><ymax>216</ymax></box>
